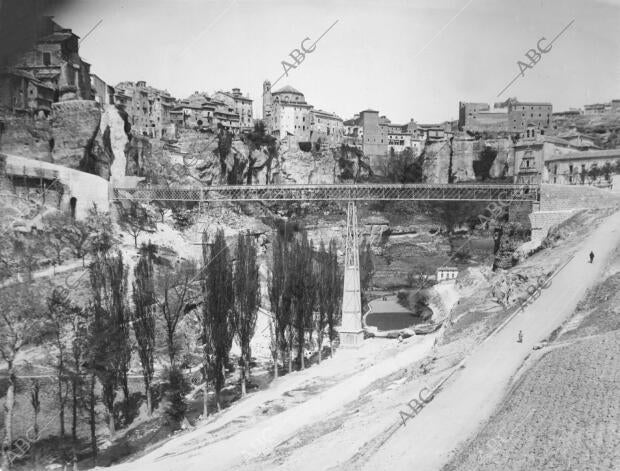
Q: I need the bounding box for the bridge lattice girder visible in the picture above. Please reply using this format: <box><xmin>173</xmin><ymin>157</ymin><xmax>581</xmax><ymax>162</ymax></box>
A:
<box><xmin>110</xmin><ymin>183</ymin><xmax>540</xmax><ymax>203</ymax></box>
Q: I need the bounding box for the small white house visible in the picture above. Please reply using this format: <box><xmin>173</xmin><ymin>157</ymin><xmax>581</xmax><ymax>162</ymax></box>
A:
<box><xmin>436</xmin><ymin>266</ymin><xmax>458</xmax><ymax>282</ymax></box>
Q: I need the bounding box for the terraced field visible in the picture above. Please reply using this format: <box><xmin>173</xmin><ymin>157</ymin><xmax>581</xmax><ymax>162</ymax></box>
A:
<box><xmin>443</xmin><ymin>330</ymin><xmax>620</xmax><ymax>470</ymax></box>
<box><xmin>444</xmin><ymin>252</ymin><xmax>620</xmax><ymax>471</ymax></box>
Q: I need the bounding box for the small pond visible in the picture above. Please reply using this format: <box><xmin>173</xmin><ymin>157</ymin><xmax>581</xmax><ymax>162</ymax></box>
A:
<box><xmin>365</xmin><ymin>297</ymin><xmax>433</xmax><ymax>332</ymax></box>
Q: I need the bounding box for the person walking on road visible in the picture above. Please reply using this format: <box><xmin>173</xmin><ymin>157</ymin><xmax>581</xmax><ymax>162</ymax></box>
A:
<box><xmin>517</xmin><ymin>330</ymin><xmax>523</xmax><ymax>343</ymax></box>
<box><xmin>589</xmin><ymin>251</ymin><xmax>595</xmax><ymax>263</ymax></box>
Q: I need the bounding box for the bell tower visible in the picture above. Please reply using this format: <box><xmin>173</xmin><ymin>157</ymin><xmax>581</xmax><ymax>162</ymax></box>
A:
<box><xmin>262</xmin><ymin>80</ymin><xmax>272</xmax><ymax>131</ymax></box>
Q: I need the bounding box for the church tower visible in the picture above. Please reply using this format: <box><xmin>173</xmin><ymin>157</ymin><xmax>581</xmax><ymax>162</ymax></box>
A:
<box><xmin>262</xmin><ymin>80</ymin><xmax>272</xmax><ymax>131</ymax></box>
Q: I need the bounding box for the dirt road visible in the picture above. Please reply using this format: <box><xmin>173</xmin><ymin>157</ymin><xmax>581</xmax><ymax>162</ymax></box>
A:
<box><xmin>111</xmin><ymin>335</ymin><xmax>438</xmax><ymax>471</ymax></box>
<box><xmin>360</xmin><ymin>209</ymin><xmax>620</xmax><ymax>470</ymax></box>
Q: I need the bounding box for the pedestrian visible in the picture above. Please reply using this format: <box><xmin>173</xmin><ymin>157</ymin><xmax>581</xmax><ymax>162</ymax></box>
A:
<box><xmin>517</xmin><ymin>330</ymin><xmax>523</xmax><ymax>343</ymax></box>
<box><xmin>589</xmin><ymin>251</ymin><xmax>595</xmax><ymax>263</ymax></box>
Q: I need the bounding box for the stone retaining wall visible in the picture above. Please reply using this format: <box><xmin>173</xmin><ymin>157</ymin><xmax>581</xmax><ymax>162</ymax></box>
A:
<box><xmin>530</xmin><ymin>184</ymin><xmax>620</xmax><ymax>241</ymax></box>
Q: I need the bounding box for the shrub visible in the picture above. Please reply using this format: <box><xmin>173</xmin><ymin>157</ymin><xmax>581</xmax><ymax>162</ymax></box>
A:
<box><xmin>171</xmin><ymin>207</ymin><xmax>194</xmax><ymax>231</ymax></box>
<box><xmin>161</xmin><ymin>366</ymin><xmax>191</xmax><ymax>428</ymax></box>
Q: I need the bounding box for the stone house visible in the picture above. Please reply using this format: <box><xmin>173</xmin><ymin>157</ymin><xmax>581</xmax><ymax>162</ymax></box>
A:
<box><xmin>213</xmin><ymin>88</ymin><xmax>253</xmax><ymax>130</ymax></box>
<box><xmin>0</xmin><ymin>68</ymin><xmax>54</xmax><ymax>116</ymax></box>
<box><xmin>8</xmin><ymin>17</ymin><xmax>92</xmax><ymax>102</ymax></box>
<box><xmin>310</xmin><ymin>109</ymin><xmax>344</xmax><ymax>149</ymax></box>
<box><xmin>90</xmin><ymin>73</ymin><xmax>114</xmax><ymax>105</ymax></box>
<box><xmin>114</xmin><ymin>81</ymin><xmax>176</xmax><ymax>138</ymax></box>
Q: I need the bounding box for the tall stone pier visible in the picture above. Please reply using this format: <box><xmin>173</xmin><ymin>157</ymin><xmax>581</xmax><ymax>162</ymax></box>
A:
<box><xmin>338</xmin><ymin>201</ymin><xmax>364</xmax><ymax>347</ymax></box>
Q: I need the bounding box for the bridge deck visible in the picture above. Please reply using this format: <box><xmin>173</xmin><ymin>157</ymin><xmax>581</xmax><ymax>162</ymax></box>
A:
<box><xmin>111</xmin><ymin>183</ymin><xmax>540</xmax><ymax>202</ymax></box>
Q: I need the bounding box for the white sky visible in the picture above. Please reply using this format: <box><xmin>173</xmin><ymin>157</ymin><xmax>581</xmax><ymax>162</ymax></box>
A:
<box><xmin>51</xmin><ymin>0</ymin><xmax>620</xmax><ymax>123</ymax></box>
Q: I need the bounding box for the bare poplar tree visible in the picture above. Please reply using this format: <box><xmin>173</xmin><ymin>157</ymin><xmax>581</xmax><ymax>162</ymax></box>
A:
<box><xmin>45</xmin><ymin>288</ymin><xmax>75</xmax><ymax>438</ymax></box>
<box><xmin>314</xmin><ymin>241</ymin><xmax>329</xmax><ymax>363</ymax></box>
<box><xmin>326</xmin><ymin>238</ymin><xmax>342</xmax><ymax>355</ymax></box>
<box><xmin>0</xmin><ymin>283</ymin><xmax>44</xmax><ymax>470</ymax></box>
<box><xmin>156</xmin><ymin>259</ymin><xmax>197</xmax><ymax>367</ymax></box>
<box><xmin>88</xmin><ymin>251</ymin><xmax>130</xmax><ymax>435</ymax></box>
<box><xmin>232</xmin><ymin>233</ymin><xmax>260</xmax><ymax>396</ymax></box>
<box><xmin>268</xmin><ymin>233</ymin><xmax>286</xmax><ymax>378</ymax></box>
<box><xmin>132</xmin><ymin>250</ymin><xmax>156</xmax><ymax>415</ymax></box>
<box><xmin>203</xmin><ymin>229</ymin><xmax>234</xmax><ymax>410</ymax></box>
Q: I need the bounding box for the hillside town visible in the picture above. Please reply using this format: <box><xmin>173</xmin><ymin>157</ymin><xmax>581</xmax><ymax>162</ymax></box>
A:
<box><xmin>2</xmin><ymin>17</ymin><xmax>619</xmax><ymax>188</ymax></box>
<box><xmin>1</xmin><ymin>2</ymin><xmax>620</xmax><ymax>471</ymax></box>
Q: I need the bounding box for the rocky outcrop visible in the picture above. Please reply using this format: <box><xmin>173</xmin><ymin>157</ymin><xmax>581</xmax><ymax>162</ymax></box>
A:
<box><xmin>275</xmin><ymin>144</ymin><xmax>337</xmax><ymax>184</ymax></box>
<box><xmin>125</xmin><ymin>135</ymin><xmax>152</xmax><ymax>177</ymax></box>
<box><xmin>485</xmin><ymin>138</ymin><xmax>514</xmax><ymax>178</ymax></box>
<box><xmin>51</xmin><ymin>100</ymin><xmax>103</xmax><ymax>170</ymax></box>
<box><xmin>451</xmin><ymin>138</ymin><xmax>476</xmax><ymax>182</ymax></box>
<box><xmin>0</xmin><ymin>113</ymin><xmax>53</xmax><ymax>161</ymax></box>
<box><xmin>101</xmin><ymin>105</ymin><xmax>129</xmax><ymax>181</ymax></box>
<box><xmin>0</xmin><ymin>102</ymin><xmax>127</xmax><ymax>181</ymax></box>
<box><xmin>422</xmin><ymin>140</ymin><xmax>451</xmax><ymax>183</ymax></box>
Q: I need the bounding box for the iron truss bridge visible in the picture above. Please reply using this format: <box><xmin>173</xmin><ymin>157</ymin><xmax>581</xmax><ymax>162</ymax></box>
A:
<box><xmin>110</xmin><ymin>183</ymin><xmax>540</xmax><ymax>203</ymax></box>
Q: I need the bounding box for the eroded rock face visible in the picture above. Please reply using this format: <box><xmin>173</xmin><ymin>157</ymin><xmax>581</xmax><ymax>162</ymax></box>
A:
<box><xmin>51</xmin><ymin>100</ymin><xmax>104</xmax><ymax>171</ymax></box>
<box><xmin>125</xmin><ymin>135</ymin><xmax>152</xmax><ymax>177</ymax></box>
<box><xmin>275</xmin><ymin>146</ymin><xmax>337</xmax><ymax>184</ymax></box>
<box><xmin>101</xmin><ymin>105</ymin><xmax>129</xmax><ymax>181</ymax></box>
<box><xmin>451</xmin><ymin>138</ymin><xmax>476</xmax><ymax>182</ymax></box>
<box><xmin>0</xmin><ymin>113</ymin><xmax>53</xmax><ymax>161</ymax></box>
<box><xmin>422</xmin><ymin>140</ymin><xmax>451</xmax><ymax>183</ymax></box>
<box><xmin>0</xmin><ymin>102</ymin><xmax>129</xmax><ymax>180</ymax></box>
<box><xmin>486</xmin><ymin>138</ymin><xmax>514</xmax><ymax>179</ymax></box>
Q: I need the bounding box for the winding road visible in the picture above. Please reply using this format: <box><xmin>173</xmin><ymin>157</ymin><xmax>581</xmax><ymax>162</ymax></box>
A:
<box><xmin>361</xmin><ymin>209</ymin><xmax>620</xmax><ymax>470</ymax></box>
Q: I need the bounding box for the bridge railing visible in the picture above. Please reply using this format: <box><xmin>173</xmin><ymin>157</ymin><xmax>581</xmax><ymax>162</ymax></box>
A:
<box><xmin>110</xmin><ymin>183</ymin><xmax>540</xmax><ymax>202</ymax></box>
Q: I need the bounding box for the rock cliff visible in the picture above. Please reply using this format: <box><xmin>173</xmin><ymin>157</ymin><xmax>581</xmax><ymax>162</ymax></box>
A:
<box><xmin>0</xmin><ymin>101</ymin><xmax>127</xmax><ymax>181</ymax></box>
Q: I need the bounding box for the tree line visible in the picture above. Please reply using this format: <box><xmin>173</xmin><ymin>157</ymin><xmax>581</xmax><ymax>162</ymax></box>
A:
<box><xmin>269</xmin><ymin>230</ymin><xmax>342</xmax><ymax>376</ymax></box>
<box><xmin>0</xmin><ymin>207</ymin><xmax>348</xmax><ymax>469</ymax></box>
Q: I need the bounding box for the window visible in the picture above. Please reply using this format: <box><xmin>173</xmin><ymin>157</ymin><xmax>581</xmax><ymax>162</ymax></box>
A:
<box><xmin>43</xmin><ymin>52</ymin><xmax>51</xmax><ymax>66</ymax></box>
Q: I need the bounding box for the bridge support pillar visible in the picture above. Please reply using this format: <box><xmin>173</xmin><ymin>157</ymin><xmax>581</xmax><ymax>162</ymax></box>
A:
<box><xmin>338</xmin><ymin>201</ymin><xmax>364</xmax><ymax>348</ymax></box>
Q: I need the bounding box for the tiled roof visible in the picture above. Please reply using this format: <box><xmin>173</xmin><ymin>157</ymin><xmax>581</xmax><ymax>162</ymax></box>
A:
<box><xmin>39</xmin><ymin>31</ymin><xmax>76</xmax><ymax>43</ymax></box>
<box><xmin>546</xmin><ymin>148</ymin><xmax>620</xmax><ymax>162</ymax></box>
<box><xmin>313</xmin><ymin>109</ymin><xmax>342</xmax><ymax>120</ymax></box>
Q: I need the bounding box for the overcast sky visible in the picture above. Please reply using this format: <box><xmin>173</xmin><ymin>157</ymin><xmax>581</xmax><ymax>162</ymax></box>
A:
<box><xmin>51</xmin><ymin>0</ymin><xmax>620</xmax><ymax>123</ymax></box>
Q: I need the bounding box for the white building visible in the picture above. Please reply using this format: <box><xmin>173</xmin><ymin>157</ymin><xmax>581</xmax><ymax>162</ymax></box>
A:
<box><xmin>436</xmin><ymin>266</ymin><xmax>458</xmax><ymax>282</ymax></box>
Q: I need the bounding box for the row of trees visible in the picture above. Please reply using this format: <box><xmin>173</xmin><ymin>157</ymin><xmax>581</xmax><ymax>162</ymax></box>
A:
<box><xmin>0</xmin><ymin>212</ymin><xmax>264</xmax><ymax>467</ymax></box>
<box><xmin>578</xmin><ymin>160</ymin><xmax>620</xmax><ymax>184</ymax></box>
<box><xmin>0</xmin><ymin>206</ymin><xmax>109</xmax><ymax>282</ymax></box>
<box><xmin>1</xmin><ymin>204</ymin><xmax>361</xmax><ymax>469</ymax></box>
<box><xmin>269</xmin><ymin>231</ymin><xmax>343</xmax><ymax>376</ymax></box>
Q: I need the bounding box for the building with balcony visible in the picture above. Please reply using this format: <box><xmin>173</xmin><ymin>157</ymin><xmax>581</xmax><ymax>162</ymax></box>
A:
<box><xmin>213</xmin><ymin>88</ymin><xmax>253</xmax><ymax>130</ymax></box>
<box><xmin>0</xmin><ymin>17</ymin><xmax>93</xmax><ymax>112</ymax></box>
<box><xmin>0</xmin><ymin>68</ymin><xmax>55</xmax><ymax>116</ymax></box>
<box><xmin>545</xmin><ymin>149</ymin><xmax>620</xmax><ymax>185</ymax></box>
<box><xmin>114</xmin><ymin>80</ymin><xmax>176</xmax><ymax>138</ymax></box>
